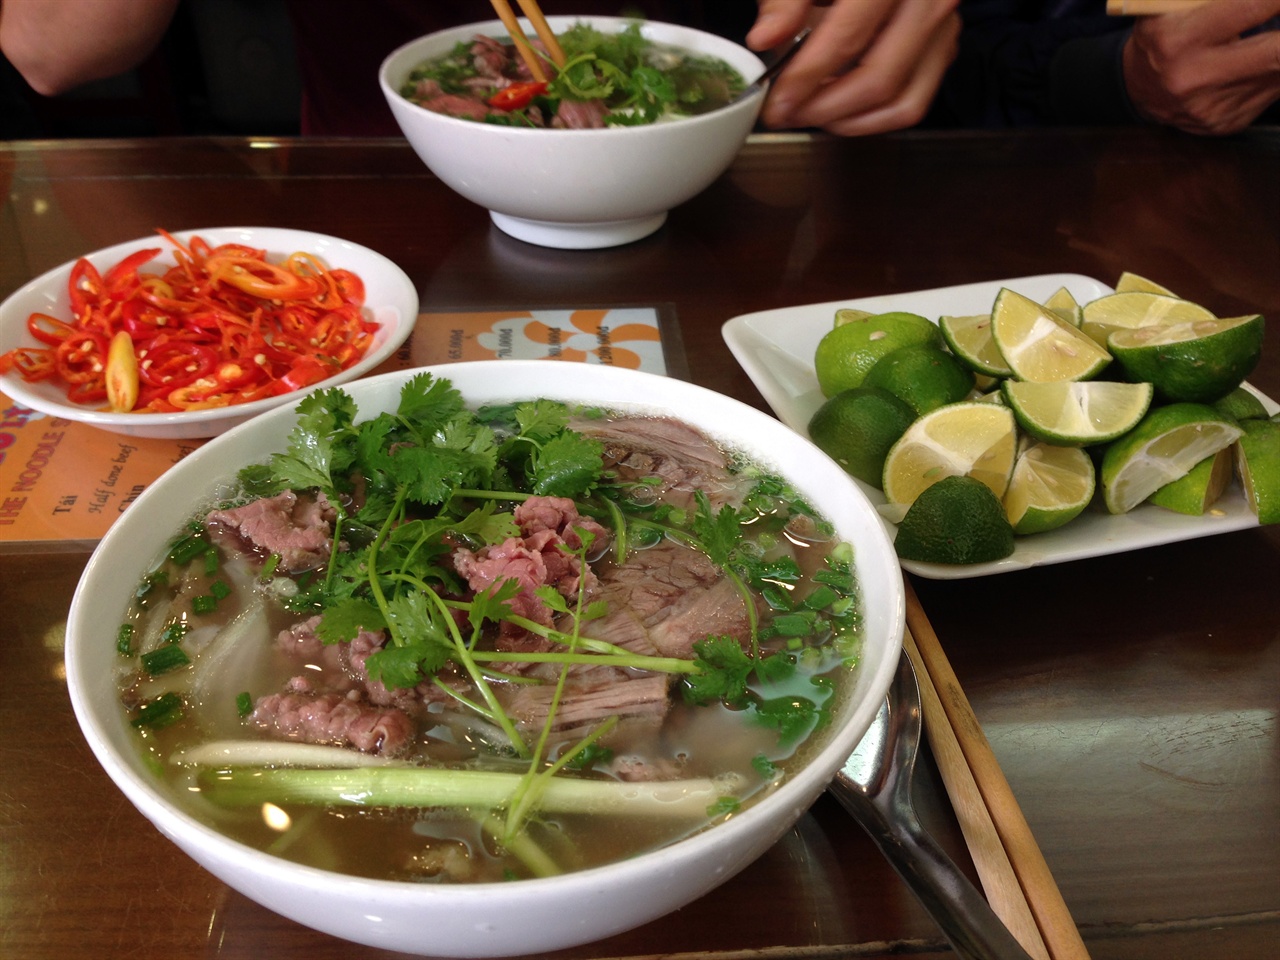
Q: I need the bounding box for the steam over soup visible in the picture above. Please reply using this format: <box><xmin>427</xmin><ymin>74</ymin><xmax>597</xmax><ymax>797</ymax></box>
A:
<box><xmin>400</xmin><ymin>22</ymin><xmax>746</xmax><ymax>128</ymax></box>
<box><xmin>116</xmin><ymin>374</ymin><xmax>864</xmax><ymax>882</ymax></box>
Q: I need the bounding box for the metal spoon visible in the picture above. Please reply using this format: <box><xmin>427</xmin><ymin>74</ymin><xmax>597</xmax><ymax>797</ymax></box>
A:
<box><xmin>733</xmin><ymin>27</ymin><xmax>811</xmax><ymax>103</ymax></box>
<box><xmin>828</xmin><ymin>652</ymin><xmax>1036</xmax><ymax>960</ymax></box>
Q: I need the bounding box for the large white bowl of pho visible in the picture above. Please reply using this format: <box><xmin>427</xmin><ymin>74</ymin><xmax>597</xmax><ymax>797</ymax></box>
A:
<box><xmin>65</xmin><ymin>360</ymin><xmax>904</xmax><ymax>957</ymax></box>
<box><xmin>378</xmin><ymin>17</ymin><xmax>766</xmax><ymax>249</ymax></box>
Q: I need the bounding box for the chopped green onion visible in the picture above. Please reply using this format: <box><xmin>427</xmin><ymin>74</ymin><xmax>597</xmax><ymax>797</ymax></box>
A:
<box><xmin>210</xmin><ymin>579</ymin><xmax>231</xmax><ymax>600</ymax></box>
<box><xmin>203</xmin><ymin>548</ymin><xmax>219</xmax><ymax>576</ymax></box>
<box><xmin>131</xmin><ymin>692</ymin><xmax>184</xmax><ymax>729</ymax></box>
<box><xmin>169</xmin><ymin>532</ymin><xmax>210</xmax><ymax>566</ymax></box>
<box><xmin>191</xmin><ymin>594</ymin><xmax>217</xmax><ymax>615</ymax></box>
<box><xmin>235</xmin><ymin>691</ymin><xmax>253</xmax><ymax>717</ymax></box>
<box><xmin>258</xmin><ymin>552</ymin><xmax>281</xmax><ymax>581</ymax></box>
<box><xmin>159</xmin><ymin>621</ymin><xmax>189</xmax><ymax>645</ymax></box>
<box><xmin>116</xmin><ymin>623</ymin><xmax>135</xmax><ymax>656</ymax></box>
<box><xmin>141</xmin><ymin>644</ymin><xmax>190</xmax><ymax>676</ymax></box>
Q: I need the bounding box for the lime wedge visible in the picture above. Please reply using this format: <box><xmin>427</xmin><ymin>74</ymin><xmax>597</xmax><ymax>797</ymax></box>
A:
<box><xmin>1234</xmin><ymin>418</ymin><xmax>1280</xmax><ymax>525</ymax></box>
<box><xmin>1079</xmin><ymin>291</ymin><xmax>1213</xmax><ymax>347</ymax></box>
<box><xmin>1114</xmin><ymin>271</ymin><xmax>1177</xmax><ymax>296</ymax></box>
<box><xmin>939</xmin><ymin>313</ymin><xmax>1013</xmax><ymax>378</ymax></box>
<box><xmin>1099</xmin><ymin>403</ymin><xmax>1243</xmax><ymax>514</ymax></box>
<box><xmin>814</xmin><ymin>311</ymin><xmax>942</xmax><ymax>397</ymax></box>
<box><xmin>991</xmin><ymin>288</ymin><xmax>1111</xmax><ymax>382</ymax></box>
<box><xmin>1003</xmin><ymin>437</ymin><xmax>1096</xmax><ymax>535</ymax></box>
<box><xmin>894</xmin><ymin>475</ymin><xmax>1015</xmax><ymax>565</ymax></box>
<box><xmin>1109</xmin><ymin>314</ymin><xmax>1264</xmax><ymax>404</ymax></box>
<box><xmin>1148</xmin><ymin>448</ymin><xmax>1233</xmax><ymax>516</ymax></box>
<box><xmin>1043</xmin><ymin>286</ymin><xmax>1083</xmax><ymax>327</ymax></box>
<box><xmin>1001</xmin><ymin>380</ymin><xmax>1153</xmax><ymax>446</ymax></box>
<box><xmin>1213</xmin><ymin>386</ymin><xmax>1270</xmax><ymax>422</ymax></box>
<box><xmin>881</xmin><ymin>401</ymin><xmax>1018</xmax><ymax>507</ymax></box>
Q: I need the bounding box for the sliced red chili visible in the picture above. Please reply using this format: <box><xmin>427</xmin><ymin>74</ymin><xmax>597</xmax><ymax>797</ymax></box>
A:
<box><xmin>27</xmin><ymin>313</ymin><xmax>77</xmax><ymax>346</ymax></box>
<box><xmin>137</xmin><ymin>340</ymin><xmax>218</xmax><ymax>389</ymax></box>
<box><xmin>488</xmin><ymin>81</ymin><xmax>548</xmax><ymax>111</ymax></box>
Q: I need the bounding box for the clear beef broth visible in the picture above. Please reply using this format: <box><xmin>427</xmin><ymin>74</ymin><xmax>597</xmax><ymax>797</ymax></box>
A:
<box><xmin>116</xmin><ymin>388</ymin><xmax>863</xmax><ymax>883</ymax></box>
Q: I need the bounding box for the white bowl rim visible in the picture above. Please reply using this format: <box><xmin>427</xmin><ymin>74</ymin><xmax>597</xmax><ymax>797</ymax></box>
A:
<box><xmin>0</xmin><ymin>226</ymin><xmax>418</xmax><ymax>437</ymax></box>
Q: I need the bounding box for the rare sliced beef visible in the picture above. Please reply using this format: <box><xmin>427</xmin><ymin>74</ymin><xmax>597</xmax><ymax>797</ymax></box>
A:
<box><xmin>206</xmin><ymin>490</ymin><xmax>336</xmax><ymax>572</ymax></box>
<box><xmin>250</xmin><ymin>691</ymin><xmax>414</xmax><ymax>756</ymax></box>
<box><xmin>501</xmin><ymin>674</ymin><xmax>673</xmax><ymax>737</ymax></box>
<box><xmin>571</xmin><ymin>416</ymin><xmax>740</xmax><ymax>511</ymax></box>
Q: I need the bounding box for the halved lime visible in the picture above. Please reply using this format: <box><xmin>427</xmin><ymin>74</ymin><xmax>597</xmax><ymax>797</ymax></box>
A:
<box><xmin>1148</xmin><ymin>448</ymin><xmax>1233</xmax><ymax>516</ymax></box>
<box><xmin>1043</xmin><ymin>286</ymin><xmax>1083</xmax><ymax>327</ymax></box>
<box><xmin>1003</xmin><ymin>437</ymin><xmax>1096</xmax><ymax>535</ymax></box>
<box><xmin>894</xmin><ymin>475</ymin><xmax>1015</xmax><ymax>565</ymax></box>
<box><xmin>808</xmin><ymin>386</ymin><xmax>917</xmax><ymax>489</ymax></box>
<box><xmin>1108</xmin><ymin>314</ymin><xmax>1264</xmax><ymax>403</ymax></box>
<box><xmin>881</xmin><ymin>401</ymin><xmax>1018</xmax><ymax>507</ymax></box>
<box><xmin>939</xmin><ymin>313</ymin><xmax>1013</xmax><ymax>378</ymax></box>
<box><xmin>1079</xmin><ymin>291</ymin><xmax>1213</xmax><ymax>347</ymax></box>
<box><xmin>814</xmin><ymin>311</ymin><xmax>942</xmax><ymax>397</ymax></box>
<box><xmin>1001</xmin><ymin>380</ymin><xmax>1153</xmax><ymax>446</ymax></box>
<box><xmin>1099</xmin><ymin>403</ymin><xmax>1243</xmax><ymax>514</ymax></box>
<box><xmin>1114</xmin><ymin>271</ymin><xmax>1177</xmax><ymax>296</ymax></box>
<box><xmin>1234</xmin><ymin>419</ymin><xmax>1280</xmax><ymax>525</ymax></box>
<box><xmin>863</xmin><ymin>344</ymin><xmax>976</xmax><ymax>416</ymax></box>
<box><xmin>991</xmin><ymin>288</ymin><xmax>1111</xmax><ymax>382</ymax></box>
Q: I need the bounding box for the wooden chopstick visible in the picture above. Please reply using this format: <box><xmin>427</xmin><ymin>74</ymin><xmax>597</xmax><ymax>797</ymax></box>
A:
<box><xmin>903</xmin><ymin>628</ymin><xmax>1050</xmax><ymax>960</ymax></box>
<box><xmin>516</xmin><ymin>0</ymin><xmax>567</xmax><ymax>68</ymax></box>
<box><xmin>1106</xmin><ymin>0</ymin><xmax>1212</xmax><ymax>15</ymax></box>
<box><xmin>490</xmin><ymin>0</ymin><xmax>547</xmax><ymax>82</ymax></box>
<box><xmin>905</xmin><ymin>579</ymin><xmax>1092</xmax><ymax>960</ymax></box>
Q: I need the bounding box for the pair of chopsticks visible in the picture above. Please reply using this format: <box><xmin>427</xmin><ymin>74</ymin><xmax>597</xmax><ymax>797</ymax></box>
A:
<box><xmin>490</xmin><ymin>0</ymin><xmax>566</xmax><ymax>82</ymax></box>
<box><xmin>903</xmin><ymin>579</ymin><xmax>1092</xmax><ymax>960</ymax></box>
<box><xmin>1106</xmin><ymin>0</ymin><xmax>1211</xmax><ymax>14</ymax></box>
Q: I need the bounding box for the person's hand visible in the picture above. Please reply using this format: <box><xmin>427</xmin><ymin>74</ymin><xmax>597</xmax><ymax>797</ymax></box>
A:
<box><xmin>1122</xmin><ymin>0</ymin><xmax>1280</xmax><ymax>135</ymax></box>
<box><xmin>745</xmin><ymin>0</ymin><xmax>960</xmax><ymax>136</ymax></box>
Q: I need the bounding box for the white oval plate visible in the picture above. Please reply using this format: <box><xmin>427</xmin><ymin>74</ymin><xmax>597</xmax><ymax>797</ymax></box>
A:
<box><xmin>722</xmin><ymin>274</ymin><xmax>1278</xmax><ymax>580</ymax></box>
<box><xmin>0</xmin><ymin>227</ymin><xmax>418</xmax><ymax>439</ymax></box>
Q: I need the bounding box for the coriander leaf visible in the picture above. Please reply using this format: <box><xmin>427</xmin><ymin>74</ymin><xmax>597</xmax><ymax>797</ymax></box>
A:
<box><xmin>316</xmin><ymin>598</ymin><xmax>386</xmax><ymax>643</ymax></box>
<box><xmin>684</xmin><ymin>636</ymin><xmax>753</xmax><ymax>706</ymax></box>
<box><xmin>396</xmin><ymin>372</ymin><xmax>466</xmax><ymax>429</ymax></box>
<box><xmin>514</xmin><ymin>399</ymin><xmax>572</xmax><ymax>443</ymax></box>
<box><xmin>753</xmin><ymin>695</ymin><xmax>819</xmax><ymax>746</ymax></box>
<box><xmin>691</xmin><ymin>490</ymin><xmax>742</xmax><ymax>568</ymax></box>
<box><xmin>467</xmin><ymin>579</ymin><xmax>524</xmax><ymax>633</ymax></box>
<box><xmin>534</xmin><ymin>584</ymin><xmax>572</xmax><ymax>616</ymax></box>
<box><xmin>531</xmin><ymin>431</ymin><xmax>603</xmax><ymax>498</ymax></box>
<box><xmin>753</xmin><ymin>652</ymin><xmax>797</xmax><ymax>687</ymax></box>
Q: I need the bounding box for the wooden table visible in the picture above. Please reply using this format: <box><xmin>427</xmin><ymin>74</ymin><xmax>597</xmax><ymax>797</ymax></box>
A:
<box><xmin>2</xmin><ymin>129</ymin><xmax>1278</xmax><ymax>960</ymax></box>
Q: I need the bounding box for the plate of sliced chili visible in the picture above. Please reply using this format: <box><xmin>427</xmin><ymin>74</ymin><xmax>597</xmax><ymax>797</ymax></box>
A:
<box><xmin>0</xmin><ymin>227</ymin><xmax>418</xmax><ymax>439</ymax></box>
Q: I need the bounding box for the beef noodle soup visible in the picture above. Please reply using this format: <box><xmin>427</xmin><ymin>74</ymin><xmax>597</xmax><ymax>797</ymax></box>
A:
<box><xmin>115</xmin><ymin>373</ymin><xmax>864</xmax><ymax>882</ymax></box>
<box><xmin>399</xmin><ymin>22</ymin><xmax>746</xmax><ymax>128</ymax></box>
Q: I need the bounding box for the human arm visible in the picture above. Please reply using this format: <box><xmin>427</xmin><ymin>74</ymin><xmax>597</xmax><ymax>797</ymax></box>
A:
<box><xmin>0</xmin><ymin>0</ymin><xmax>179</xmax><ymax>96</ymax></box>
<box><xmin>745</xmin><ymin>0</ymin><xmax>961</xmax><ymax>136</ymax></box>
<box><xmin>1121</xmin><ymin>0</ymin><xmax>1280</xmax><ymax>135</ymax></box>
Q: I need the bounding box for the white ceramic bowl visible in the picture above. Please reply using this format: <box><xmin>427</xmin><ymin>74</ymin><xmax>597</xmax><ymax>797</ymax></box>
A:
<box><xmin>65</xmin><ymin>361</ymin><xmax>904</xmax><ymax>957</ymax></box>
<box><xmin>379</xmin><ymin>17</ymin><xmax>766</xmax><ymax>249</ymax></box>
<box><xmin>0</xmin><ymin>227</ymin><xmax>418</xmax><ymax>439</ymax></box>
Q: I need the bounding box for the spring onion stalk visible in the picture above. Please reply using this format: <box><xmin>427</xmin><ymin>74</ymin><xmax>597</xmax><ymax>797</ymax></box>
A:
<box><xmin>192</xmin><ymin>763</ymin><xmax>741</xmax><ymax>818</ymax></box>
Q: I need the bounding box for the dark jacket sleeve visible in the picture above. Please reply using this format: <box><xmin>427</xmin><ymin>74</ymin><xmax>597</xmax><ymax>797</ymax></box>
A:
<box><xmin>925</xmin><ymin>0</ymin><xmax>1143</xmax><ymax>128</ymax></box>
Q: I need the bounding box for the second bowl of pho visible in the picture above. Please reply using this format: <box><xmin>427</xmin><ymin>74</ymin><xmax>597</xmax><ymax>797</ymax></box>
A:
<box><xmin>66</xmin><ymin>360</ymin><xmax>903</xmax><ymax>957</ymax></box>
<box><xmin>379</xmin><ymin>17</ymin><xmax>766</xmax><ymax>249</ymax></box>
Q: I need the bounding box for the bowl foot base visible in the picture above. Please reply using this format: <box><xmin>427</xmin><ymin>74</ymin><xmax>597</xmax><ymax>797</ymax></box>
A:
<box><xmin>490</xmin><ymin>211</ymin><xmax>667</xmax><ymax>249</ymax></box>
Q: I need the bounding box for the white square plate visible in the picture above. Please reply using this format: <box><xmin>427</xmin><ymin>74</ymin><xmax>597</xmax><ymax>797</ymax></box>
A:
<box><xmin>722</xmin><ymin>274</ymin><xmax>1278</xmax><ymax>579</ymax></box>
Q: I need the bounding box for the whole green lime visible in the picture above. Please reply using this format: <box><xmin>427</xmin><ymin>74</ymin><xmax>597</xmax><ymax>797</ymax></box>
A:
<box><xmin>862</xmin><ymin>344</ymin><xmax>976</xmax><ymax>416</ymax></box>
<box><xmin>813</xmin><ymin>311</ymin><xmax>942</xmax><ymax>397</ymax></box>
<box><xmin>893</xmin><ymin>475</ymin><xmax>1015</xmax><ymax>565</ymax></box>
<box><xmin>808</xmin><ymin>387</ymin><xmax>918</xmax><ymax>489</ymax></box>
